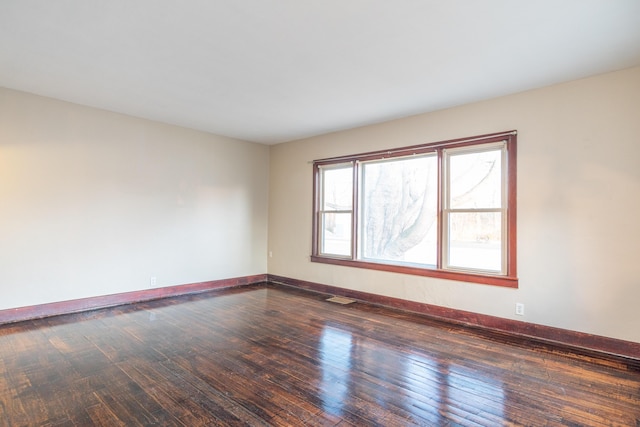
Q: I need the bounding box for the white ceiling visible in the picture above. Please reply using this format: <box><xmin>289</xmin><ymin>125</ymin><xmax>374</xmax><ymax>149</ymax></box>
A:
<box><xmin>1</xmin><ymin>1</ymin><xmax>639</xmax><ymax>144</ymax></box>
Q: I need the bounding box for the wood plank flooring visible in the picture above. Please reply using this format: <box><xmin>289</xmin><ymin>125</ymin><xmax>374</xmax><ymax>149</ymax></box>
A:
<box><xmin>0</xmin><ymin>283</ymin><xmax>639</xmax><ymax>426</ymax></box>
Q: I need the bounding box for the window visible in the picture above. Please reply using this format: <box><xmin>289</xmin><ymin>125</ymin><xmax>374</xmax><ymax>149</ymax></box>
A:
<box><xmin>312</xmin><ymin>131</ymin><xmax>517</xmax><ymax>287</ymax></box>
<box><xmin>318</xmin><ymin>164</ymin><xmax>353</xmax><ymax>257</ymax></box>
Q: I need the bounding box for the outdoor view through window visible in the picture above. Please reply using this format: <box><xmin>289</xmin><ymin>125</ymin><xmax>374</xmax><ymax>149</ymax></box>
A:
<box><xmin>444</xmin><ymin>145</ymin><xmax>503</xmax><ymax>272</ymax></box>
<box><xmin>312</xmin><ymin>131</ymin><xmax>517</xmax><ymax>287</ymax></box>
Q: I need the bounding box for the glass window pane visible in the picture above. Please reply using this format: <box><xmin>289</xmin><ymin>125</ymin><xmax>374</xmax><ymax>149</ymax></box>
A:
<box><xmin>449</xmin><ymin>149</ymin><xmax>501</xmax><ymax>209</ymax></box>
<box><xmin>448</xmin><ymin>212</ymin><xmax>502</xmax><ymax>272</ymax></box>
<box><xmin>321</xmin><ymin>212</ymin><xmax>352</xmax><ymax>256</ymax></box>
<box><xmin>361</xmin><ymin>155</ymin><xmax>437</xmax><ymax>265</ymax></box>
<box><xmin>322</xmin><ymin>166</ymin><xmax>352</xmax><ymax>210</ymax></box>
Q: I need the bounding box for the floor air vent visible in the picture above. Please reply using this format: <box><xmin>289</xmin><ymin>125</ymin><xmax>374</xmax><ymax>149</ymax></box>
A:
<box><xmin>326</xmin><ymin>296</ymin><xmax>356</xmax><ymax>305</ymax></box>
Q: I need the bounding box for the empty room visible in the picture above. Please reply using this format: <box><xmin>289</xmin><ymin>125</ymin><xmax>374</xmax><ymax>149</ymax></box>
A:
<box><xmin>1</xmin><ymin>1</ymin><xmax>640</xmax><ymax>426</ymax></box>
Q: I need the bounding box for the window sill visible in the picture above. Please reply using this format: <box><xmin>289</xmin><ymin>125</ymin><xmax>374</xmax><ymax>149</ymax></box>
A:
<box><xmin>310</xmin><ymin>255</ymin><xmax>518</xmax><ymax>288</ymax></box>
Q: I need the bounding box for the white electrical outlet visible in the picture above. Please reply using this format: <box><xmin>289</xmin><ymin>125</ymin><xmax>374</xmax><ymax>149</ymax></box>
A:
<box><xmin>515</xmin><ymin>303</ymin><xmax>525</xmax><ymax>316</ymax></box>
<box><xmin>150</xmin><ymin>276</ymin><xmax>157</xmax><ymax>288</ymax></box>
<box><xmin>269</xmin><ymin>251</ymin><xmax>273</xmax><ymax>258</ymax></box>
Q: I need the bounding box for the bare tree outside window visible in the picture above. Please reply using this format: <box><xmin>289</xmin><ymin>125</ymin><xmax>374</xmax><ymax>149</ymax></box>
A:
<box><xmin>312</xmin><ymin>131</ymin><xmax>517</xmax><ymax>288</ymax></box>
<box><xmin>445</xmin><ymin>147</ymin><xmax>504</xmax><ymax>272</ymax></box>
<box><xmin>361</xmin><ymin>155</ymin><xmax>437</xmax><ymax>265</ymax></box>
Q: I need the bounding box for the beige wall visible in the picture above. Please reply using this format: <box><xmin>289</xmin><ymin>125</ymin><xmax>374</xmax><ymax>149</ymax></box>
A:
<box><xmin>2</xmin><ymin>66</ymin><xmax>638</xmax><ymax>344</ymax></box>
<box><xmin>268</xmin><ymin>66</ymin><xmax>640</xmax><ymax>343</ymax></box>
<box><xmin>0</xmin><ymin>87</ymin><xmax>269</xmax><ymax>309</ymax></box>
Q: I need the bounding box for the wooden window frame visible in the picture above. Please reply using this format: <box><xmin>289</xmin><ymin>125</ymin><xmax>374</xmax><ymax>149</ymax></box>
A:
<box><xmin>311</xmin><ymin>131</ymin><xmax>518</xmax><ymax>288</ymax></box>
<box><xmin>316</xmin><ymin>162</ymin><xmax>354</xmax><ymax>258</ymax></box>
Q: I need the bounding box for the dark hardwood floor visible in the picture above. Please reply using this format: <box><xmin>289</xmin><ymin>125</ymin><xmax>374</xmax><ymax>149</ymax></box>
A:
<box><xmin>0</xmin><ymin>284</ymin><xmax>639</xmax><ymax>426</ymax></box>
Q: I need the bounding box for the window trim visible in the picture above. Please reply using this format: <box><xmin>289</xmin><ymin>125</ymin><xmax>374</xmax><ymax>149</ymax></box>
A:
<box><xmin>311</xmin><ymin>131</ymin><xmax>518</xmax><ymax>288</ymax></box>
<box><xmin>441</xmin><ymin>141</ymin><xmax>508</xmax><ymax>275</ymax></box>
<box><xmin>316</xmin><ymin>162</ymin><xmax>354</xmax><ymax>258</ymax></box>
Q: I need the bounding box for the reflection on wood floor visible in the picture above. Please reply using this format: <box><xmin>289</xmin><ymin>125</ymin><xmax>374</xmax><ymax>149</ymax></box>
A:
<box><xmin>0</xmin><ymin>283</ymin><xmax>639</xmax><ymax>426</ymax></box>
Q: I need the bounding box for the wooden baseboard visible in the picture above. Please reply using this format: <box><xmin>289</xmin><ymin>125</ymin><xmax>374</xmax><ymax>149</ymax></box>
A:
<box><xmin>0</xmin><ymin>274</ymin><xmax>268</xmax><ymax>325</ymax></box>
<box><xmin>267</xmin><ymin>274</ymin><xmax>640</xmax><ymax>368</ymax></box>
<box><xmin>3</xmin><ymin>272</ymin><xmax>637</xmax><ymax>369</ymax></box>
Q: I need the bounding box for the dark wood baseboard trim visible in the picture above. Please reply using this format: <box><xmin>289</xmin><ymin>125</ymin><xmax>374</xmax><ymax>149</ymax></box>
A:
<box><xmin>267</xmin><ymin>274</ymin><xmax>640</xmax><ymax>368</ymax></box>
<box><xmin>0</xmin><ymin>274</ymin><xmax>268</xmax><ymax>325</ymax></box>
<box><xmin>3</xmin><ymin>272</ymin><xmax>638</xmax><ymax>369</ymax></box>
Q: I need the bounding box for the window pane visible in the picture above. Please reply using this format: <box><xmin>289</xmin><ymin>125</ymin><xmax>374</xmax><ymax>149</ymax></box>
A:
<box><xmin>361</xmin><ymin>155</ymin><xmax>437</xmax><ymax>265</ymax></box>
<box><xmin>448</xmin><ymin>212</ymin><xmax>502</xmax><ymax>272</ymax></box>
<box><xmin>321</xmin><ymin>212</ymin><xmax>352</xmax><ymax>256</ymax></box>
<box><xmin>322</xmin><ymin>166</ymin><xmax>352</xmax><ymax>210</ymax></box>
<box><xmin>449</xmin><ymin>149</ymin><xmax>501</xmax><ymax>209</ymax></box>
